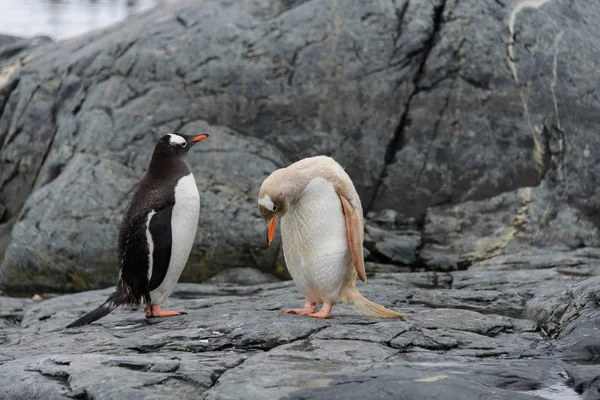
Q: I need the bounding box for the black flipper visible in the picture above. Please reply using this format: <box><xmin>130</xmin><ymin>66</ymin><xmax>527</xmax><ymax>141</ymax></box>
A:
<box><xmin>147</xmin><ymin>206</ymin><xmax>173</xmax><ymax>291</ymax></box>
<box><xmin>66</xmin><ymin>292</ymin><xmax>120</xmax><ymax>328</ymax></box>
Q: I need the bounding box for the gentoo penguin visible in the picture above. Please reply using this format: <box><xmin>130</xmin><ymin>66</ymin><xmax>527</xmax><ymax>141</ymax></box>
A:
<box><xmin>258</xmin><ymin>156</ymin><xmax>406</xmax><ymax>319</ymax></box>
<box><xmin>66</xmin><ymin>132</ymin><xmax>208</xmax><ymax>328</ymax></box>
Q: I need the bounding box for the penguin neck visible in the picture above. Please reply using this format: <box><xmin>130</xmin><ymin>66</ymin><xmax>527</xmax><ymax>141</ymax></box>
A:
<box><xmin>279</xmin><ymin>170</ymin><xmax>317</xmax><ymax>209</ymax></box>
<box><xmin>147</xmin><ymin>151</ymin><xmax>191</xmax><ymax>180</ymax></box>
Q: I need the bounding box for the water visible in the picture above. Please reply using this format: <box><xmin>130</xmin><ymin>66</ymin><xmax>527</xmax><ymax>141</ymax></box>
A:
<box><xmin>519</xmin><ymin>382</ymin><xmax>582</xmax><ymax>400</ymax></box>
<box><xmin>0</xmin><ymin>0</ymin><xmax>167</xmax><ymax>41</ymax></box>
<box><xmin>410</xmin><ymin>362</ymin><xmax>582</xmax><ymax>400</ymax></box>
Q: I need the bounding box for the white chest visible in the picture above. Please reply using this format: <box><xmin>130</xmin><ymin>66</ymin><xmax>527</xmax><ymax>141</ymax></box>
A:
<box><xmin>150</xmin><ymin>173</ymin><xmax>200</xmax><ymax>303</ymax></box>
<box><xmin>280</xmin><ymin>178</ymin><xmax>350</xmax><ymax>302</ymax></box>
<box><xmin>171</xmin><ymin>173</ymin><xmax>200</xmax><ymax>239</ymax></box>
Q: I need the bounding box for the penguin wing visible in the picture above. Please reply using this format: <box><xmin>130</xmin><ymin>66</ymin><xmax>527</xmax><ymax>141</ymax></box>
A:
<box><xmin>339</xmin><ymin>194</ymin><xmax>367</xmax><ymax>283</ymax></box>
<box><xmin>147</xmin><ymin>205</ymin><xmax>174</xmax><ymax>291</ymax></box>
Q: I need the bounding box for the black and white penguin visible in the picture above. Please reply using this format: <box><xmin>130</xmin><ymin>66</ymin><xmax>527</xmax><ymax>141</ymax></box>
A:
<box><xmin>66</xmin><ymin>132</ymin><xmax>209</xmax><ymax>328</ymax></box>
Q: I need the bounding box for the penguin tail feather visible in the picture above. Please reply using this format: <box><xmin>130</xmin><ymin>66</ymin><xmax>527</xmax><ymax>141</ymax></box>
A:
<box><xmin>66</xmin><ymin>292</ymin><xmax>120</xmax><ymax>328</ymax></box>
<box><xmin>347</xmin><ymin>290</ymin><xmax>406</xmax><ymax>319</ymax></box>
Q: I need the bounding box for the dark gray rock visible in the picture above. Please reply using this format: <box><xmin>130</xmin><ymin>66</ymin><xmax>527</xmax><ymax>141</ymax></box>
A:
<box><xmin>0</xmin><ymin>0</ymin><xmax>424</xmax><ymax>291</ymax></box>
<box><xmin>0</xmin><ymin>0</ymin><xmax>598</xmax><ymax>291</ymax></box>
<box><xmin>0</xmin><ymin>296</ymin><xmax>29</xmax><ymax>328</ymax></box>
<box><xmin>0</xmin><ymin>35</ymin><xmax>52</xmax><ymax>62</ymax></box>
<box><xmin>365</xmin><ymin>261</ymin><xmax>414</xmax><ymax>274</ymax></box>
<box><xmin>0</xmin><ymin>270</ymin><xmax>592</xmax><ymax>399</ymax></box>
<box><xmin>0</xmin><ymin>33</ymin><xmax>54</xmax><ymax>257</ymax></box>
<box><xmin>525</xmin><ymin>275</ymin><xmax>600</xmax><ymax>400</ymax></box>
<box><xmin>565</xmin><ymin>365</ymin><xmax>600</xmax><ymax>400</ymax></box>
<box><xmin>0</xmin><ymin>352</ymin><xmax>249</xmax><ymax>400</ymax></box>
<box><xmin>208</xmin><ymin>267</ymin><xmax>280</xmax><ymax>286</ymax></box>
<box><xmin>371</xmin><ymin>0</ymin><xmax>600</xmax><ymax>223</ymax></box>
<box><xmin>365</xmin><ymin>224</ymin><xmax>422</xmax><ymax>265</ymax></box>
<box><xmin>421</xmin><ymin>186</ymin><xmax>600</xmax><ymax>271</ymax></box>
<box><xmin>373</xmin><ymin>236</ymin><xmax>421</xmax><ymax>264</ymax></box>
<box><xmin>526</xmin><ymin>275</ymin><xmax>600</xmax><ymax>340</ymax></box>
<box><xmin>365</xmin><ymin>209</ymin><xmax>420</xmax><ymax>231</ymax></box>
<box><xmin>283</xmin><ymin>361</ymin><xmax>572</xmax><ymax>400</ymax></box>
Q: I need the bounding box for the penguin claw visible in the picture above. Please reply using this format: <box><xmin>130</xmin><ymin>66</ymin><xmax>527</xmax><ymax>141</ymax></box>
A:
<box><xmin>307</xmin><ymin>303</ymin><xmax>332</xmax><ymax>319</ymax></box>
<box><xmin>282</xmin><ymin>308</ymin><xmax>314</xmax><ymax>316</ymax></box>
<box><xmin>282</xmin><ymin>300</ymin><xmax>316</xmax><ymax>316</ymax></box>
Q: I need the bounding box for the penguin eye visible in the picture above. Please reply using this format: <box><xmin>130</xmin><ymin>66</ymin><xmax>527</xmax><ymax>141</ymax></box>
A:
<box><xmin>181</xmin><ymin>142</ymin><xmax>187</xmax><ymax>147</ymax></box>
<box><xmin>272</xmin><ymin>205</ymin><xmax>278</xmax><ymax>212</ymax></box>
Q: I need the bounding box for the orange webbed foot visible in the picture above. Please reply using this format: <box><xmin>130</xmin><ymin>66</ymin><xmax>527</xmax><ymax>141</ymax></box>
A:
<box><xmin>145</xmin><ymin>305</ymin><xmax>183</xmax><ymax>318</ymax></box>
<box><xmin>282</xmin><ymin>300</ymin><xmax>316</xmax><ymax>316</ymax></box>
<box><xmin>307</xmin><ymin>311</ymin><xmax>331</xmax><ymax>319</ymax></box>
<box><xmin>307</xmin><ymin>303</ymin><xmax>332</xmax><ymax>319</ymax></box>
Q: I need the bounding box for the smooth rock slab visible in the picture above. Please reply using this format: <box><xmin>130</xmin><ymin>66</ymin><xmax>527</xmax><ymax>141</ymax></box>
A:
<box><xmin>0</xmin><ymin>272</ymin><xmax>595</xmax><ymax>399</ymax></box>
<box><xmin>0</xmin><ymin>352</ymin><xmax>247</xmax><ymax>400</ymax></box>
<box><xmin>282</xmin><ymin>360</ymin><xmax>575</xmax><ymax>400</ymax></box>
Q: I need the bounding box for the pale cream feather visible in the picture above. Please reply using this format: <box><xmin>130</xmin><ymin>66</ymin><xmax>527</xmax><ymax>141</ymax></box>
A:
<box><xmin>260</xmin><ymin>156</ymin><xmax>404</xmax><ymax>318</ymax></box>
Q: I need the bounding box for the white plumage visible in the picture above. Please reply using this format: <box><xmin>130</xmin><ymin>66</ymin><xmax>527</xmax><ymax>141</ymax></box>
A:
<box><xmin>145</xmin><ymin>210</ymin><xmax>157</xmax><ymax>282</ymax></box>
<box><xmin>258</xmin><ymin>194</ymin><xmax>275</xmax><ymax>210</ymax></box>
<box><xmin>281</xmin><ymin>178</ymin><xmax>351</xmax><ymax>304</ymax></box>
<box><xmin>149</xmin><ymin>173</ymin><xmax>200</xmax><ymax>304</ymax></box>
<box><xmin>168</xmin><ymin>133</ymin><xmax>186</xmax><ymax>145</ymax></box>
<box><xmin>258</xmin><ymin>155</ymin><xmax>405</xmax><ymax>319</ymax></box>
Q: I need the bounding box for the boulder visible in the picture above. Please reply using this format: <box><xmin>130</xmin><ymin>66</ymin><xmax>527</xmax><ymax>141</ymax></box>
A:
<box><xmin>0</xmin><ymin>0</ymin><xmax>426</xmax><ymax>291</ymax></box>
<box><xmin>0</xmin><ymin>0</ymin><xmax>599</xmax><ymax>294</ymax></box>
<box><xmin>525</xmin><ymin>275</ymin><xmax>600</xmax><ymax>399</ymax></box>
<box><xmin>421</xmin><ymin>186</ymin><xmax>600</xmax><ymax>271</ymax></box>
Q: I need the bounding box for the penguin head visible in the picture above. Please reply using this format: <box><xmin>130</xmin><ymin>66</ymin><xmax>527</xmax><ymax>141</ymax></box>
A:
<box><xmin>258</xmin><ymin>193</ymin><xmax>284</xmax><ymax>247</ymax></box>
<box><xmin>258</xmin><ymin>169</ymin><xmax>292</xmax><ymax>246</ymax></box>
<box><xmin>155</xmin><ymin>133</ymin><xmax>209</xmax><ymax>158</ymax></box>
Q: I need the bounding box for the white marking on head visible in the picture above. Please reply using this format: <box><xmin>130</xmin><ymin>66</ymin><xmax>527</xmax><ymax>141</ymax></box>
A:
<box><xmin>258</xmin><ymin>194</ymin><xmax>275</xmax><ymax>211</ymax></box>
<box><xmin>168</xmin><ymin>134</ymin><xmax>186</xmax><ymax>145</ymax></box>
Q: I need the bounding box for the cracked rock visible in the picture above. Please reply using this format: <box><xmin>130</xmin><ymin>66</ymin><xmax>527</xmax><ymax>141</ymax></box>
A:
<box><xmin>0</xmin><ymin>0</ymin><xmax>598</xmax><ymax>296</ymax></box>
<box><xmin>420</xmin><ymin>186</ymin><xmax>600</xmax><ymax>271</ymax></box>
<box><xmin>0</xmin><ymin>271</ymin><xmax>594</xmax><ymax>399</ymax></box>
<box><xmin>0</xmin><ymin>0</ymin><xmax>430</xmax><ymax>291</ymax></box>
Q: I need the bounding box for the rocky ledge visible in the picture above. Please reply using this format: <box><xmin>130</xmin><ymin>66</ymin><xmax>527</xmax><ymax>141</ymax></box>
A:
<box><xmin>1</xmin><ymin>263</ymin><xmax>598</xmax><ymax>399</ymax></box>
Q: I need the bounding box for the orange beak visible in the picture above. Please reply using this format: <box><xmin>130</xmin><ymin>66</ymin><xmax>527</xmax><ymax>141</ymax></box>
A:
<box><xmin>191</xmin><ymin>134</ymin><xmax>209</xmax><ymax>143</ymax></box>
<box><xmin>267</xmin><ymin>217</ymin><xmax>277</xmax><ymax>246</ymax></box>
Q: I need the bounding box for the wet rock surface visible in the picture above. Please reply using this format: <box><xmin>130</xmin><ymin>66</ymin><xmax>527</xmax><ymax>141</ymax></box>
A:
<box><xmin>1</xmin><ymin>266</ymin><xmax>596</xmax><ymax>399</ymax></box>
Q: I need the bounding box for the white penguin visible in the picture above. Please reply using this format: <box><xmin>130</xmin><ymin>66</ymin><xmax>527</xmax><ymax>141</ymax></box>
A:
<box><xmin>258</xmin><ymin>156</ymin><xmax>406</xmax><ymax>319</ymax></box>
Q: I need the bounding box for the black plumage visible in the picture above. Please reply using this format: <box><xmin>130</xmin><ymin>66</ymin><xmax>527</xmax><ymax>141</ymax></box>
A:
<box><xmin>147</xmin><ymin>205</ymin><xmax>174</xmax><ymax>291</ymax></box>
<box><xmin>65</xmin><ymin>293</ymin><xmax>119</xmax><ymax>328</ymax></box>
<box><xmin>67</xmin><ymin>133</ymin><xmax>207</xmax><ymax>328</ymax></box>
